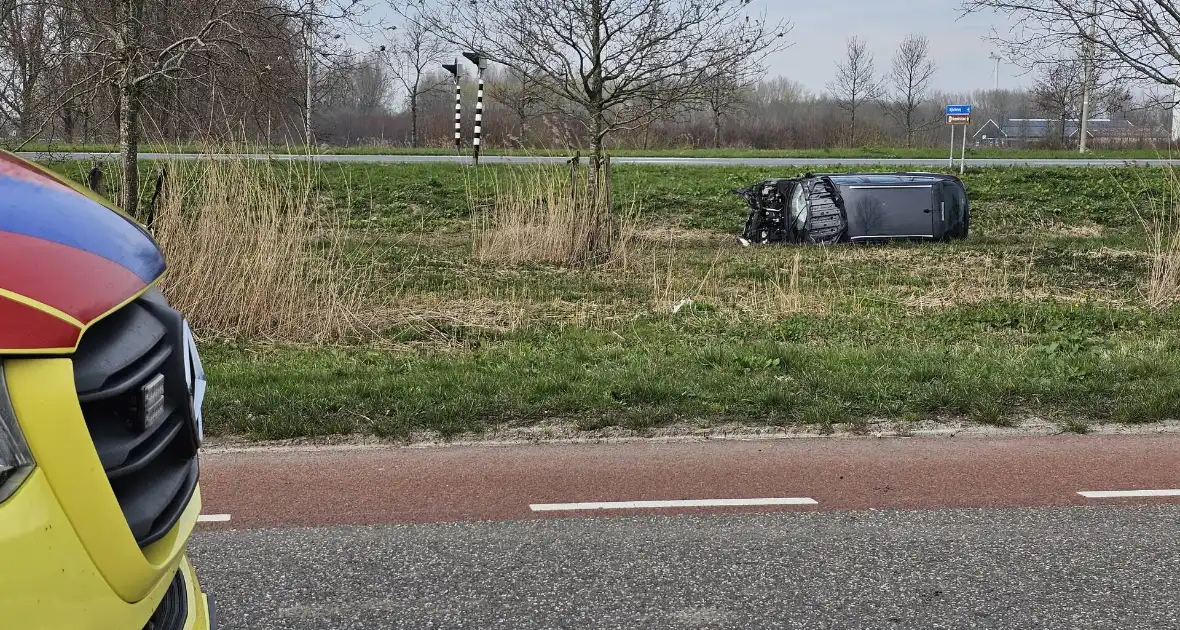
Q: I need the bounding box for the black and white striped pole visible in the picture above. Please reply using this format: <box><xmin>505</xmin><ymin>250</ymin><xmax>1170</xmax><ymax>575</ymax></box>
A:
<box><xmin>442</xmin><ymin>60</ymin><xmax>461</xmax><ymax>152</ymax></box>
<box><xmin>463</xmin><ymin>51</ymin><xmax>487</xmax><ymax>165</ymax></box>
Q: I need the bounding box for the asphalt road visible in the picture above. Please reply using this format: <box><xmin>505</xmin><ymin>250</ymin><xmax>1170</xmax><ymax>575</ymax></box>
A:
<box><xmin>16</xmin><ymin>151</ymin><xmax>1180</xmax><ymax>168</ymax></box>
<box><xmin>190</xmin><ymin>435</ymin><xmax>1180</xmax><ymax>629</ymax></box>
<box><xmin>190</xmin><ymin>506</ymin><xmax>1180</xmax><ymax>630</ymax></box>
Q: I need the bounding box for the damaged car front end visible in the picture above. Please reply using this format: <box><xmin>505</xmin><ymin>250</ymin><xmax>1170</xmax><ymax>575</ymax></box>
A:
<box><xmin>734</xmin><ymin>173</ymin><xmax>970</xmax><ymax>245</ymax></box>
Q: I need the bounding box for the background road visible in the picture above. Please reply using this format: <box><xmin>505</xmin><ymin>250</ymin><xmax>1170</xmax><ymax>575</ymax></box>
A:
<box><xmin>17</xmin><ymin>151</ymin><xmax>1180</xmax><ymax>168</ymax></box>
<box><xmin>190</xmin><ymin>435</ymin><xmax>1180</xmax><ymax>629</ymax></box>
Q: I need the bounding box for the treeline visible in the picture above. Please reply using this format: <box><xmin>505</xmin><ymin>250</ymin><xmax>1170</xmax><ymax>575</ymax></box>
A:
<box><xmin>0</xmin><ymin>0</ymin><xmax>313</xmax><ymax>145</ymax></box>
<box><xmin>309</xmin><ymin>67</ymin><xmax>1175</xmax><ymax>151</ymax></box>
<box><xmin>1</xmin><ymin>1</ymin><xmax>1172</xmax><ymax>152</ymax></box>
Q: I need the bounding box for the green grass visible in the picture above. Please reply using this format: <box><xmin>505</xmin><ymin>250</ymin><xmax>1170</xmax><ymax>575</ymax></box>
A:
<box><xmin>203</xmin><ymin>161</ymin><xmax>1177</xmax><ymax>234</ymax></box>
<box><xmin>203</xmin><ymin>305</ymin><xmax>1180</xmax><ymax>440</ymax></box>
<box><xmin>15</xmin><ymin>141</ymin><xmax>1180</xmax><ymax>160</ymax></box>
<box><xmin>48</xmin><ymin>158</ymin><xmax>1177</xmax><ymax>234</ymax></box>
<box><xmin>36</xmin><ymin>157</ymin><xmax>1180</xmax><ymax>439</ymax></box>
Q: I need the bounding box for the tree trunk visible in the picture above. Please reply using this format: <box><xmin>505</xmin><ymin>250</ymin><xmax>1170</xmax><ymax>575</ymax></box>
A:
<box><xmin>713</xmin><ymin>108</ymin><xmax>723</xmax><ymax>149</ymax></box>
<box><xmin>850</xmin><ymin>106</ymin><xmax>857</xmax><ymax>147</ymax></box>
<box><xmin>119</xmin><ymin>83</ymin><xmax>141</xmax><ymax>215</ymax></box>
<box><xmin>587</xmin><ymin>107</ymin><xmax>605</xmax><ymax>196</ymax></box>
<box><xmin>17</xmin><ymin>83</ymin><xmax>35</xmax><ymax>139</ymax></box>
<box><xmin>587</xmin><ymin>108</ymin><xmax>609</xmax><ymax>261</ymax></box>
<box><xmin>61</xmin><ymin>108</ymin><xmax>75</xmax><ymax>142</ymax></box>
<box><xmin>905</xmin><ymin>109</ymin><xmax>914</xmax><ymax>147</ymax></box>
<box><xmin>410</xmin><ymin>95</ymin><xmax>419</xmax><ymax>148</ymax></box>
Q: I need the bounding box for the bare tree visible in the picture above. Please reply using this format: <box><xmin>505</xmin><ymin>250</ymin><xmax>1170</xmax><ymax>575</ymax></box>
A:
<box><xmin>1032</xmin><ymin>57</ymin><xmax>1086</xmax><ymax>145</ymax></box>
<box><xmin>961</xmin><ymin>0</ymin><xmax>1180</xmax><ymax>96</ymax></box>
<box><xmin>702</xmin><ymin>61</ymin><xmax>759</xmax><ymax>148</ymax></box>
<box><xmin>0</xmin><ymin>0</ymin><xmax>68</xmax><ymax>140</ymax></box>
<box><xmin>18</xmin><ymin>0</ymin><xmax>367</xmax><ymax>213</ymax></box>
<box><xmin>884</xmin><ymin>34</ymin><xmax>937</xmax><ymax>147</ymax></box>
<box><xmin>485</xmin><ymin>65</ymin><xmax>544</xmax><ymax>145</ymax></box>
<box><xmin>827</xmin><ymin>36</ymin><xmax>883</xmax><ymax>147</ymax></box>
<box><xmin>387</xmin><ymin>13</ymin><xmax>447</xmax><ymax>148</ymax></box>
<box><xmin>1100</xmin><ymin>81</ymin><xmax>1133</xmax><ymax>117</ymax></box>
<box><xmin>352</xmin><ymin>53</ymin><xmax>391</xmax><ymax>112</ymax></box>
<box><xmin>409</xmin><ymin>0</ymin><xmax>792</xmax><ymax>188</ymax></box>
<box><xmin>60</xmin><ymin>0</ymin><xmax>261</xmax><ymax>213</ymax></box>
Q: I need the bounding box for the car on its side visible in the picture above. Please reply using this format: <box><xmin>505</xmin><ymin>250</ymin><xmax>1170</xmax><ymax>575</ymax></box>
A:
<box><xmin>734</xmin><ymin>172</ymin><xmax>970</xmax><ymax>245</ymax></box>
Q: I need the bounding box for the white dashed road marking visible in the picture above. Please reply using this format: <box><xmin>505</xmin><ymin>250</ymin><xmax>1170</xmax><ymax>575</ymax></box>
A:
<box><xmin>530</xmin><ymin>497</ymin><xmax>818</xmax><ymax>512</ymax></box>
<box><xmin>198</xmin><ymin>514</ymin><xmax>232</xmax><ymax>522</ymax></box>
<box><xmin>1078</xmin><ymin>489</ymin><xmax>1180</xmax><ymax>499</ymax></box>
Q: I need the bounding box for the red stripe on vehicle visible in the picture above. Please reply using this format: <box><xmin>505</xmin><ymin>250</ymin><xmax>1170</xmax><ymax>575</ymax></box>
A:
<box><xmin>0</xmin><ymin>294</ymin><xmax>80</xmax><ymax>351</ymax></box>
<box><xmin>0</xmin><ymin>152</ymin><xmax>78</xmax><ymax>194</ymax></box>
<box><xmin>0</xmin><ymin>230</ymin><xmax>148</xmax><ymax>323</ymax></box>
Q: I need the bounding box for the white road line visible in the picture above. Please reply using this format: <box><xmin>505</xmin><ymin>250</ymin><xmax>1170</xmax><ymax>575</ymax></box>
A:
<box><xmin>1078</xmin><ymin>489</ymin><xmax>1180</xmax><ymax>499</ymax></box>
<box><xmin>530</xmin><ymin>497</ymin><xmax>818</xmax><ymax>512</ymax></box>
<box><xmin>197</xmin><ymin>513</ymin><xmax>232</xmax><ymax>522</ymax></box>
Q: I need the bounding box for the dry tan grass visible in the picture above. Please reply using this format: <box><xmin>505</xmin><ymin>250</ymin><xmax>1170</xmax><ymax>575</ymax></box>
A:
<box><xmin>471</xmin><ymin>164</ymin><xmax>638</xmax><ymax>267</ymax></box>
<box><xmin>1043</xmin><ymin>221</ymin><xmax>1105</xmax><ymax>238</ymax></box>
<box><xmin>1142</xmin><ymin>215</ymin><xmax>1180</xmax><ymax>309</ymax></box>
<box><xmin>367</xmin><ymin>295</ymin><xmax>624</xmax><ymax>335</ymax></box>
<box><xmin>634</xmin><ymin>226</ymin><xmax>729</xmax><ymax>245</ymax></box>
<box><xmin>1136</xmin><ymin>170</ymin><xmax>1180</xmax><ymax>309</ymax></box>
<box><xmin>150</xmin><ymin>157</ymin><xmax>373</xmax><ymax>341</ymax></box>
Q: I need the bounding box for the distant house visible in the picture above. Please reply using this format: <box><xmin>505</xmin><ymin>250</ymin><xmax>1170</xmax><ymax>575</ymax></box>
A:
<box><xmin>1000</xmin><ymin>117</ymin><xmax>1169</xmax><ymax>147</ymax></box>
<box><xmin>971</xmin><ymin>119</ymin><xmax>1007</xmax><ymax>146</ymax></box>
<box><xmin>1076</xmin><ymin>121</ymin><xmax>1170</xmax><ymax>147</ymax></box>
<box><xmin>1001</xmin><ymin>118</ymin><xmax>1074</xmax><ymax>145</ymax></box>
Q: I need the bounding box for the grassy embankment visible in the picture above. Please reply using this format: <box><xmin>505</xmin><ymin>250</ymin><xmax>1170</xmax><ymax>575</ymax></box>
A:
<box><xmin>21</xmin><ymin>141</ymin><xmax>1180</xmax><ymax>160</ymax></box>
<box><xmin>47</xmin><ymin>159</ymin><xmax>1180</xmax><ymax>440</ymax></box>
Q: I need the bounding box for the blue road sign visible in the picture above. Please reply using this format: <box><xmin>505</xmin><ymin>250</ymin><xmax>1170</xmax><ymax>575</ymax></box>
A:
<box><xmin>946</xmin><ymin>105</ymin><xmax>972</xmax><ymax>116</ymax></box>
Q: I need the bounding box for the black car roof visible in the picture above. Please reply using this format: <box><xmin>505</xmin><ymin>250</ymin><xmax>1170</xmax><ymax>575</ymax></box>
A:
<box><xmin>818</xmin><ymin>172</ymin><xmax>959</xmax><ymax>185</ymax></box>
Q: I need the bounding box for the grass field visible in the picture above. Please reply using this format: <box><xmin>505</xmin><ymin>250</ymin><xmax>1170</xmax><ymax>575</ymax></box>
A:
<box><xmin>20</xmin><ymin>141</ymin><xmax>1180</xmax><ymax>160</ymax></box>
<box><xmin>49</xmin><ymin>159</ymin><xmax>1180</xmax><ymax>440</ymax></box>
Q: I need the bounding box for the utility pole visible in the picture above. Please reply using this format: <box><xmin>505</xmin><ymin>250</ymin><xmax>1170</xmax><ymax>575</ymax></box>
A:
<box><xmin>1079</xmin><ymin>0</ymin><xmax>1098</xmax><ymax>153</ymax></box>
<box><xmin>1173</xmin><ymin>83</ymin><xmax>1180</xmax><ymax>143</ymax></box>
<box><xmin>989</xmin><ymin>53</ymin><xmax>1002</xmax><ymax>91</ymax></box>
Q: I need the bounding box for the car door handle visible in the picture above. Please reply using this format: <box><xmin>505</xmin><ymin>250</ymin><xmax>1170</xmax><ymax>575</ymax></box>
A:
<box><xmin>923</xmin><ymin>209</ymin><xmax>931</xmax><ymax>213</ymax></box>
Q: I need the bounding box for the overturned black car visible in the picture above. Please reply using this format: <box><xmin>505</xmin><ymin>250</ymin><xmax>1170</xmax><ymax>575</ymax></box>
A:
<box><xmin>734</xmin><ymin>172</ymin><xmax>970</xmax><ymax>245</ymax></box>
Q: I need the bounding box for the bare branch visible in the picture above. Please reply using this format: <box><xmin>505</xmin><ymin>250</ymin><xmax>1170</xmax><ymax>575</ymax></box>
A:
<box><xmin>827</xmin><ymin>36</ymin><xmax>884</xmax><ymax>146</ymax></box>
<box><xmin>961</xmin><ymin>0</ymin><xmax>1180</xmax><ymax>95</ymax></box>
<box><xmin>883</xmin><ymin>34</ymin><xmax>938</xmax><ymax>147</ymax></box>
<box><xmin>404</xmin><ymin>0</ymin><xmax>792</xmax><ymax>168</ymax></box>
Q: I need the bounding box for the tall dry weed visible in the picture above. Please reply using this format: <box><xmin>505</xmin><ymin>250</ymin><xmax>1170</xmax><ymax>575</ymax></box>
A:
<box><xmin>471</xmin><ymin>163</ymin><xmax>637</xmax><ymax>267</ymax></box>
<box><xmin>147</xmin><ymin>156</ymin><xmax>371</xmax><ymax>341</ymax></box>
<box><xmin>1136</xmin><ymin>167</ymin><xmax>1180</xmax><ymax>309</ymax></box>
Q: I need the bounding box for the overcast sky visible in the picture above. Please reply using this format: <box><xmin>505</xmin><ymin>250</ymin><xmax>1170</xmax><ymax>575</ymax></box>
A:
<box><xmin>367</xmin><ymin>1</ymin><xmax>1029</xmax><ymax>96</ymax></box>
<box><xmin>754</xmin><ymin>0</ymin><xmax>1027</xmax><ymax>95</ymax></box>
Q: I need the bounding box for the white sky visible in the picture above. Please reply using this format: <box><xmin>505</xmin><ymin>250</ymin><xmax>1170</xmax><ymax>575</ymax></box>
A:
<box><xmin>753</xmin><ymin>0</ymin><xmax>1027</xmax><ymax>95</ymax></box>
<box><xmin>364</xmin><ymin>0</ymin><xmax>1029</xmax><ymax>96</ymax></box>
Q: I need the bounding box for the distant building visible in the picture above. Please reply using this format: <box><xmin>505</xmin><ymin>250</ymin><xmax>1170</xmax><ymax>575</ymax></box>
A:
<box><xmin>971</xmin><ymin>119</ymin><xmax>1007</xmax><ymax>146</ymax></box>
<box><xmin>995</xmin><ymin>117</ymin><xmax>1169</xmax><ymax>147</ymax></box>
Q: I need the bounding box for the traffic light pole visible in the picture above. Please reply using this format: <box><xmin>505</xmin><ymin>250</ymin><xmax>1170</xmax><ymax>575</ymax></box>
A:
<box><xmin>442</xmin><ymin>60</ymin><xmax>461</xmax><ymax>153</ymax></box>
<box><xmin>463</xmin><ymin>52</ymin><xmax>487</xmax><ymax>166</ymax></box>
